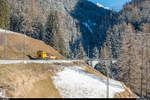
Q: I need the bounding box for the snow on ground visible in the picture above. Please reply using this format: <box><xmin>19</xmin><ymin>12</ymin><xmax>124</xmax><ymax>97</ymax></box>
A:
<box><xmin>87</xmin><ymin>20</ymin><xmax>96</xmax><ymax>26</ymax></box>
<box><xmin>82</xmin><ymin>22</ymin><xmax>93</xmax><ymax>33</ymax></box>
<box><xmin>52</xmin><ymin>66</ymin><xmax>125</xmax><ymax>98</ymax></box>
<box><xmin>0</xmin><ymin>60</ymin><xmax>85</xmax><ymax>64</ymax></box>
<box><xmin>0</xmin><ymin>29</ymin><xmax>22</xmax><ymax>35</ymax></box>
<box><xmin>96</xmin><ymin>3</ymin><xmax>110</xmax><ymax>10</ymax></box>
<box><xmin>88</xmin><ymin>0</ymin><xmax>131</xmax><ymax>12</ymax></box>
<box><xmin>0</xmin><ymin>29</ymin><xmax>8</xmax><ymax>33</ymax></box>
<box><xmin>87</xmin><ymin>0</ymin><xmax>110</xmax><ymax>10</ymax></box>
<box><xmin>0</xmin><ymin>91</ymin><xmax>2</xmax><ymax>97</ymax></box>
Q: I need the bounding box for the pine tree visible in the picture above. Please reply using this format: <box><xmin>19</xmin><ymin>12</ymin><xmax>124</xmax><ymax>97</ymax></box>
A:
<box><xmin>45</xmin><ymin>9</ymin><xmax>65</xmax><ymax>56</ymax></box>
<box><xmin>77</xmin><ymin>42</ymin><xmax>86</xmax><ymax>59</ymax></box>
<box><xmin>31</xmin><ymin>18</ymin><xmax>44</xmax><ymax>40</ymax></box>
<box><xmin>45</xmin><ymin>9</ymin><xmax>59</xmax><ymax>49</ymax></box>
<box><xmin>100</xmin><ymin>43</ymin><xmax>109</xmax><ymax>60</ymax></box>
<box><xmin>93</xmin><ymin>46</ymin><xmax>99</xmax><ymax>59</ymax></box>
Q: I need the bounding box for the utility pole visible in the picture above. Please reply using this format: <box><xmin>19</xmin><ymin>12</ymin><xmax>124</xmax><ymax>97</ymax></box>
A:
<box><xmin>106</xmin><ymin>62</ymin><xmax>110</xmax><ymax>98</ymax></box>
<box><xmin>128</xmin><ymin>32</ymin><xmax>132</xmax><ymax>97</ymax></box>
<box><xmin>145</xmin><ymin>33</ymin><xmax>149</xmax><ymax>98</ymax></box>
<box><xmin>103</xmin><ymin>43</ymin><xmax>109</xmax><ymax>98</ymax></box>
<box><xmin>29</xmin><ymin>0</ymin><xmax>34</xmax><ymax>56</ymax></box>
<box><xmin>1</xmin><ymin>81</ymin><xmax>5</xmax><ymax>98</ymax></box>
<box><xmin>4</xmin><ymin>29</ymin><xmax>7</xmax><ymax>59</ymax></box>
<box><xmin>140</xmin><ymin>36</ymin><xmax>144</xmax><ymax>98</ymax></box>
<box><xmin>23</xmin><ymin>32</ymin><xmax>26</xmax><ymax>59</ymax></box>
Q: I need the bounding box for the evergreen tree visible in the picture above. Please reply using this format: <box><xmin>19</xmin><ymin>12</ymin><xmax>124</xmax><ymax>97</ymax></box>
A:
<box><xmin>100</xmin><ymin>43</ymin><xmax>109</xmax><ymax>60</ymax></box>
<box><xmin>10</xmin><ymin>14</ymin><xmax>24</xmax><ymax>32</ymax></box>
<box><xmin>45</xmin><ymin>9</ymin><xmax>59</xmax><ymax>49</ymax></box>
<box><xmin>93</xmin><ymin>46</ymin><xmax>99</xmax><ymax>59</ymax></box>
<box><xmin>45</xmin><ymin>9</ymin><xmax>65</xmax><ymax>56</ymax></box>
<box><xmin>77</xmin><ymin>42</ymin><xmax>86</xmax><ymax>59</ymax></box>
<box><xmin>31</xmin><ymin>19</ymin><xmax>44</xmax><ymax>40</ymax></box>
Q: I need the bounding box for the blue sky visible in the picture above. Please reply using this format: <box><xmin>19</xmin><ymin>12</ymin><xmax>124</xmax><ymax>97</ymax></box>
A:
<box><xmin>88</xmin><ymin>0</ymin><xmax>131</xmax><ymax>11</ymax></box>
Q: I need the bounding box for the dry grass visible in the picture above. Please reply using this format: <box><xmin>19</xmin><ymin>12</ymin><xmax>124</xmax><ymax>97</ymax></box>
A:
<box><xmin>0</xmin><ymin>34</ymin><xmax>65</xmax><ymax>60</ymax></box>
<box><xmin>0</xmin><ymin>32</ymin><xmax>65</xmax><ymax>98</ymax></box>
<box><xmin>114</xmin><ymin>83</ymin><xmax>137</xmax><ymax>98</ymax></box>
<box><xmin>0</xmin><ymin>63</ymin><xmax>61</xmax><ymax>98</ymax></box>
<box><xmin>25</xmin><ymin>78</ymin><xmax>61</xmax><ymax>98</ymax></box>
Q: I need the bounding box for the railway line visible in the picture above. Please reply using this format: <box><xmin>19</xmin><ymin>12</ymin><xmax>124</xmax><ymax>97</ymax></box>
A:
<box><xmin>0</xmin><ymin>60</ymin><xmax>85</xmax><ymax>65</ymax></box>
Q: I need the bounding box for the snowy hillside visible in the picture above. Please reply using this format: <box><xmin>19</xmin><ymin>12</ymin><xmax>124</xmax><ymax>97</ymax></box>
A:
<box><xmin>87</xmin><ymin>0</ymin><xmax>110</xmax><ymax>10</ymax></box>
<box><xmin>52</xmin><ymin>66</ymin><xmax>125</xmax><ymax>98</ymax></box>
<box><xmin>88</xmin><ymin>0</ymin><xmax>131</xmax><ymax>11</ymax></box>
<box><xmin>96</xmin><ymin>3</ymin><xmax>110</xmax><ymax>10</ymax></box>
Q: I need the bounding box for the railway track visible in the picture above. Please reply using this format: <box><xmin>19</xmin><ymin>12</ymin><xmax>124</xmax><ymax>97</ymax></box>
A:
<box><xmin>0</xmin><ymin>60</ymin><xmax>85</xmax><ymax>65</ymax></box>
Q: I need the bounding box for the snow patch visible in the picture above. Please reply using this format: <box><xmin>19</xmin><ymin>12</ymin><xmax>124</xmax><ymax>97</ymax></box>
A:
<box><xmin>52</xmin><ymin>67</ymin><xmax>125</xmax><ymax>98</ymax></box>
<box><xmin>93</xmin><ymin>23</ymin><xmax>96</xmax><ymax>26</ymax></box>
<box><xmin>73</xmin><ymin>66</ymin><xmax>85</xmax><ymax>71</ymax></box>
<box><xmin>82</xmin><ymin>22</ymin><xmax>93</xmax><ymax>33</ymax></box>
<box><xmin>88</xmin><ymin>20</ymin><xmax>96</xmax><ymax>26</ymax></box>
<box><xmin>0</xmin><ymin>29</ymin><xmax>22</xmax><ymax>35</ymax></box>
<box><xmin>87</xmin><ymin>0</ymin><xmax>110</xmax><ymax>10</ymax></box>
<box><xmin>0</xmin><ymin>91</ymin><xmax>2</xmax><ymax>97</ymax></box>
<box><xmin>96</xmin><ymin>3</ymin><xmax>110</xmax><ymax>10</ymax></box>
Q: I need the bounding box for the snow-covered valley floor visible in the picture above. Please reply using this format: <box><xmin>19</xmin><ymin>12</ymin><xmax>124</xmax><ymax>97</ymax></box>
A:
<box><xmin>52</xmin><ymin>66</ymin><xmax>125</xmax><ymax>98</ymax></box>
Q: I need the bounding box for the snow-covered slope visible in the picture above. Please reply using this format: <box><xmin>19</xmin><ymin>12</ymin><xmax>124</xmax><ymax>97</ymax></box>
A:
<box><xmin>87</xmin><ymin>0</ymin><xmax>110</xmax><ymax>10</ymax></box>
<box><xmin>96</xmin><ymin>3</ymin><xmax>110</xmax><ymax>10</ymax></box>
<box><xmin>52</xmin><ymin>66</ymin><xmax>125</xmax><ymax>98</ymax></box>
<box><xmin>88</xmin><ymin>0</ymin><xmax>131</xmax><ymax>11</ymax></box>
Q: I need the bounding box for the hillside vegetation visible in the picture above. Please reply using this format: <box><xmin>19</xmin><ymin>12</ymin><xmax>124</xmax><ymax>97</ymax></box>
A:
<box><xmin>0</xmin><ymin>0</ymin><xmax>149</xmax><ymax>98</ymax></box>
<box><xmin>6</xmin><ymin>0</ymin><xmax>118</xmax><ymax>58</ymax></box>
<box><xmin>106</xmin><ymin>0</ymin><xmax>150</xmax><ymax>98</ymax></box>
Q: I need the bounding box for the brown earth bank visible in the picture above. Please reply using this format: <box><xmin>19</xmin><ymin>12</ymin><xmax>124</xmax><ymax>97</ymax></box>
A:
<box><xmin>0</xmin><ymin>62</ymin><xmax>136</xmax><ymax>98</ymax></box>
<box><xmin>0</xmin><ymin>33</ymin><xmax>65</xmax><ymax>60</ymax></box>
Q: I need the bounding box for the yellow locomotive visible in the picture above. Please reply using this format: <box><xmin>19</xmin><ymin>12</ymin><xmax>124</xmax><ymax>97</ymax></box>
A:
<box><xmin>37</xmin><ymin>50</ymin><xmax>57</xmax><ymax>60</ymax></box>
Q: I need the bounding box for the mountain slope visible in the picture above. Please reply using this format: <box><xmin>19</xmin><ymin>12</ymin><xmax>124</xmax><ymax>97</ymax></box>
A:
<box><xmin>8</xmin><ymin>0</ymin><xmax>118</xmax><ymax>59</ymax></box>
<box><xmin>106</xmin><ymin>0</ymin><xmax>150</xmax><ymax>98</ymax></box>
<box><xmin>52</xmin><ymin>66</ymin><xmax>124</xmax><ymax>98</ymax></box>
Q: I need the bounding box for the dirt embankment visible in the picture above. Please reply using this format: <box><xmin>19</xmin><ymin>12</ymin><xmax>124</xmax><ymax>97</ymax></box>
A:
<box><xmin>0</xmin><ymin>63</ymin><xmax>63</xmax><ymax>98</ymax></box>
<box><xmin>0</xmin><ymin>33</ymin><xmax>65</xmax><ymax>60</ymax></box>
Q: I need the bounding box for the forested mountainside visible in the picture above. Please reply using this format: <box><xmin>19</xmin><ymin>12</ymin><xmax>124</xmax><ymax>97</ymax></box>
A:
<box><xmin>105</xmin><ymin>0</ymin><xmax>150</xmax><ymax>97</ymax></box>
<box><xmin>7</xmin><ymin>0</ymin><xmax>118</xmax><ymax>59</ymax></box>
<box><xmin>0</xmin><ymin>0</ymin><xmax>150</xmax><ymax>98</ymax></box>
